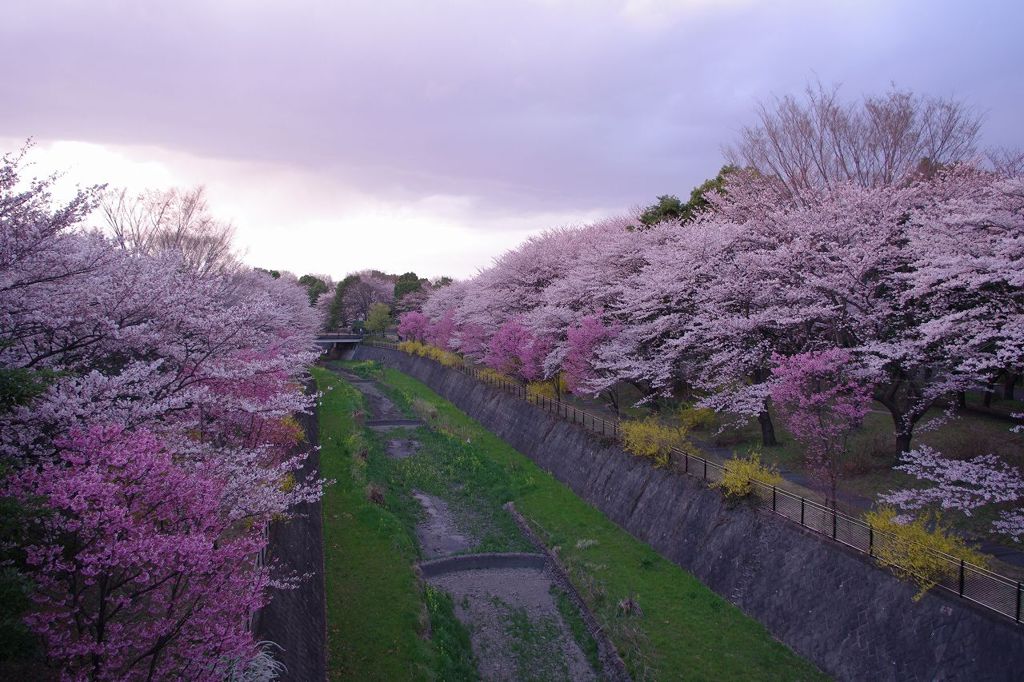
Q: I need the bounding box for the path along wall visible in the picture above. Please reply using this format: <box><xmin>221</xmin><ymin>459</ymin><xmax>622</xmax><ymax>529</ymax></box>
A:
<box><xmin>254</xmin><ymin>378</ymin><xmax>327</xmax><ymax>682</ymax></box>
<box><xmin>353</xmin><ymin>345</ymin><xmax>1023</xmax><ymax>682</ymax></box>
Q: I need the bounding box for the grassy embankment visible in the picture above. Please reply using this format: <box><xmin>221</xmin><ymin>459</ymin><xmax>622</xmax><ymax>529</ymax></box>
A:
<box><xmin>318</xmin><ymin>361</ymin><xmax>827</xmax><ymax>681</ymax></box>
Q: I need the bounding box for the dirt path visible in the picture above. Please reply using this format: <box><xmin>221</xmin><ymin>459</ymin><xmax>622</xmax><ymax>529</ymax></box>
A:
<box><xmin>413</xmin><ymin>491</ymin><xmax>475</xmax><ymax>559</ymax></box>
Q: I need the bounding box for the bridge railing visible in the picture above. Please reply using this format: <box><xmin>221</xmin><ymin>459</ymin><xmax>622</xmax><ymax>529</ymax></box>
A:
<box><xmin>361</xmin><ymin>337</ymin><xmax>1024</xmax><ymax>626</ymax></box>
<box><xmin>316</xmin><ymin>333</ymin><xmax>365</xmax><ymax>340</ymax></box>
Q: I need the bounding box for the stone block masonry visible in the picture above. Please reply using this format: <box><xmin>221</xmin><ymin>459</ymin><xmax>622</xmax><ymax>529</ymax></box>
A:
<box><xmin>352</xmin><ymin>345</ymin><xmax>1024</xmax><ymax>682</ymax></box>
<box><xmin>254</xmin><ymin>377</ymin><xmax>327</xmax><ymax>682</ymax></box>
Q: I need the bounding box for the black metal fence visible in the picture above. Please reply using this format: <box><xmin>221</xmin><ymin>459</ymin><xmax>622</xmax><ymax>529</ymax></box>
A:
<box><xmin>362</xmin><ymin>338</ymin><xmax>1024</xmax><ymax>625</ymax></box>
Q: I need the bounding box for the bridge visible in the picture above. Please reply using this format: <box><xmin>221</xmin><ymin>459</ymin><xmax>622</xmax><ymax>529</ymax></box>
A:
<box><xmin>315</xmin><ymin>333</ymin><xmax>365</xmax><ymax>358</ymax></box>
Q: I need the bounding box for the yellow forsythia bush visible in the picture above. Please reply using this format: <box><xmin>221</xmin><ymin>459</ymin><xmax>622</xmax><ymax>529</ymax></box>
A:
<box><xmin>865</xmin><ymin>507</ymin><xmax>988</xmax><ymax>600</ymax></box>
<box><xmin>620</xmin><ymin>417</ymin><xmax>688</xmax><ymax>466</ymax></box>
<box><xmin>713</xmin><ymin>451</ymin><xmax>782</xmax><ymax>498</ymax></box>
<box><xmin>478</xmin><ymin>367</ymin><xmax>513</xmax><ymax>386</ymax></box>
<box><xmin>526</xmin><ymin>381</ymin><xmax>557</xmax><ymax>401</ymax></box>
<box><xmin>399</xmin><ymin>340</ymin><xmax>463</xmax><ymax>367</ymax></box>
<box><xmin>398</xmin><ymin>340</ymin><xmax>424</xmax><ymax>355</ymax></box>
<box><xmin>426</xmin><ymin>345</ymin><xmax>462</xmax><ymax>368</ymax></box>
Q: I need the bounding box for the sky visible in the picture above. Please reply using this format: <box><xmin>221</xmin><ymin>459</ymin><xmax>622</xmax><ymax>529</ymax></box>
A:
<box><xmin>2</xmin><ymin>0</ymin><xmax>1022</xmax><ymax>280</ymax></box>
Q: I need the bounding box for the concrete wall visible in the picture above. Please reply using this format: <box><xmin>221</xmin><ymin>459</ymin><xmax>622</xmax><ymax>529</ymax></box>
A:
<box><xmin>353</xmin><ymin>345</ymin><xmax>1024</xmax><ymax>682</ymax></box>
<box><xmin>254</xmin><ymin>379</ymin><xmax>327</xmax><ymax>682</ymax></box>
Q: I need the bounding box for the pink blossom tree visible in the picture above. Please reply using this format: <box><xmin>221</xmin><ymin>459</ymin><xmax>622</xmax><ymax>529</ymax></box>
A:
<box><xmin>396</xmin><ymin>310</ymin><xmax>430</xmax><ymax>342</ymax></box>
<box><xmin>426</xmin><ymin>308</ymin><xmax>457</xmax><ymax>350</ymax></box>
<box><xmin>770</xmin><ymin>349</ymin><xmax>873</xmax><ymax>507</ymax></box>
<box><xmin>4</xmin><ymin>425</ymin><xmax>270</xmax><ymax>680</ymax></box>
<box><xmin>561</xmin><ymin>315</ymin><xmax>614</xmax><ymax>394</ymax></box>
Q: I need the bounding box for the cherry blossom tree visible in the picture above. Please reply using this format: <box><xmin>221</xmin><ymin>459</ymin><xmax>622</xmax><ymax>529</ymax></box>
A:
<box><xmin>396</xmin><ymin>310</ymin><xmax>430</xmax><ymax>341</ymax></box>
<box><xmin>425</xmin><ymin>308</ymin><xmax>457</xmax><ymax>350</ymax></box>
<box><xmin>483</xmin><ymin>319</ymin><xmax>543</xmax><ymax>380</ymax></box>
<box><xmin>0</xmin><ymin>148</ymin><xmax>323</xmax><ymax>678</ymax></box>
<box><xmin>4</xmin><ymin>425</ymin><xmax>270</xmax><ymax>680</ymax></box>
<box><xmin>770</xmin><ymin>350</ymin><xmax>873</xmax><ymax>507</ymax></box>
<box><xmin>879</xmin><ymin>444</ymin><xmax>1024</xmax><ymax>541</ymax></box>
<box><xmin>879</xmin><ymin>445</ymin><xmax>1024</xmax><ymax>515</ymax></box>
<box><xmin>561</xmin><ymin>315</ymin><xmax>615</xmax><ymax>394</ymax></box>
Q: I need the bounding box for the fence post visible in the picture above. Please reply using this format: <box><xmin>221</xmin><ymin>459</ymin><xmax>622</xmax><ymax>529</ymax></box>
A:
<box><xmin>772</xmin><ymin>486</ymin><xmax>776</xmax><ymax>512</ymax></box>
<box><xmin>1017</xmin><ymin>582</ymin><xmax>1022</xmax><ymax>623</ymax></box>
<box><xmin>703</xmin><ymin>458</ymin><xmax>707</xmax><ymax>480</ymax></box>
<box><xmin>832</xmin><ymin>511</ymin><xmax>837</xmax><ymax>540</ymax></box>
<box><xmin>684</xmin><ymin>452</ymin><xmax>689</xmax><ymax>474</ymax></box>
<box><xmin>800</xmin><ymin>498</ymin><xmax>805</xmax><ymax>526</ymax></box>
<box><xmin>959</xmin><ymin>559</ymin><xmax>965</xmax><ymax>597</ymax></box>
<box><xmin>868</xmin><ymin>526</ymin><xmax>874</xmax><ymax>557</ymax></box>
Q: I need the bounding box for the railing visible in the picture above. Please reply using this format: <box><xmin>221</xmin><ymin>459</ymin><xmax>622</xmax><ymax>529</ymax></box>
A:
<box><xmin>316</xmin><ymin>333</ymin><xmax>365</xmax><ymax>340</ymax></box>
<box><xmin>362</xmin><ymin>338</ymin><xmax>1024</xmax><ymax>625</ymax></box>
<box><xmin>674</xmin><ymin>447</ymin><xmax>1023</xmax><ymax>624</ymax></box>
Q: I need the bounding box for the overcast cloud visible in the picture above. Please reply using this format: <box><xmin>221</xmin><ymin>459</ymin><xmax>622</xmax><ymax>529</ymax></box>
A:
<box><xmin>2</xmin><ymin>0</ymin><xmax>1021</xmax><ymax>278</ymax></box>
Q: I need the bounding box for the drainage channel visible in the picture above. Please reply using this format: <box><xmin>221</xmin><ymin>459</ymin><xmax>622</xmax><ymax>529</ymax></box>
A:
<box><xmin>333</xmin><ymin>366</ymin><xmax>622</xmax><ymax>682</ymax></box>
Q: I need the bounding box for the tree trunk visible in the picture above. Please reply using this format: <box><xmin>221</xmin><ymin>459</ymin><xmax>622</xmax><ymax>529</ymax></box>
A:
<box><xmin>895</xmin><ymin>431</ymin><xmax>912</xmax><ymax>454</ymax></box>
<box><xmin>758</xmin><ymin>410</ymin><xmax>778</xmax><ymax>447</ymax></box>
<box><xmin>956</xmin><ymin>391</ymin><xmax>966</xmax><ymax>408</ymax></box>
<box><xmin>1004</xmin><ymin>373</ymin><xmax>1018</xmax><ymax>401</ymax></box>
<box><xmin>984</xmin><ymin>381</ymin><xmax>995</xmax><ymax>407</ymax></box>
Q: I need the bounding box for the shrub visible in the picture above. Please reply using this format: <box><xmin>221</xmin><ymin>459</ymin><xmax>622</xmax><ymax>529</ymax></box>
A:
<box><xmin>621</xmin><ymin>417</ymin><xmax>687</xmax><ymax>466</ymax></box>
<box><xmin>526</xmin><ymin>381</ymin><xmax>557</xmax><ymax>401</ymax></box>
<box><xmin>678</xmin><ymin>406</ymin><xmax>716</xmax><ymax>431</ymax></box>
<box><xmin>478</xmin><ymin>367</ymin><xmax>514</xmax><ymax>386</ymax></box>
<box><xmin>366</xmin><ymin>484</ymin><xmax>386</xmax><ymax>505</ymax></box>
<box><xmin>425</xmin><ymin>345</ymin><xmax>462</xmax><ymax>368</ymax></box>
<box><xmin>400</xmin><ymin>340</ymin><xmax>464</xmax><ymax>368</ymax></box>
<box><xmin>864</xmin><ymin>507</ymin><xmax>989</xmax><ymax>600</ymax></box>
<box><xmin>398</xmin><ymin>340</ymin><xmax>424</xmax><ymax>355</ymax></box>
<box><xmin>411</xmin><ymin>397</ymin><xmax>439</xmax><ymax>424</ymax></box>
<box><xmin>713</xmin><ymin>451</ymin><xmax>782</xmax><ymax>498</ymax></box>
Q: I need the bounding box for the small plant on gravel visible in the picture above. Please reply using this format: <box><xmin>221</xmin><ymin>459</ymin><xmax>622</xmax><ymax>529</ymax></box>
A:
<box><xmin>713</xmin><ymin>451</ymin><xmax>783</xmax><ymax>499</ymax></box>
<box><xmin>575</xmin><ymin>538</ymin><xmax>598</xmax><ymax>550</ymax></box>
<box><xmin>366</xmin><ymin>483</ymin><xmax>386</xmax><ymax>506</ymax></box>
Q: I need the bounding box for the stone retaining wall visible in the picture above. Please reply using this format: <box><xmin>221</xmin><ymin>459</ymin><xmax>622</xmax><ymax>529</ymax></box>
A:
<box><xmin>254</xmin><ymin>378</ymin><xmax>327</xmax><ymax>682</ymax></box>
<box><xmin>353</xmin><ymin>345</ymin><xmax>1024</xmax><ymax>682</ymax></box>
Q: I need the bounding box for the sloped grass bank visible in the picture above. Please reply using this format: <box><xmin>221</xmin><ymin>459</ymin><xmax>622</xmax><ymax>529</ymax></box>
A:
<box><xmin>343</xmin><ymin>361</ymin><xmax>827</xmax><ymax>681</ymax></box>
